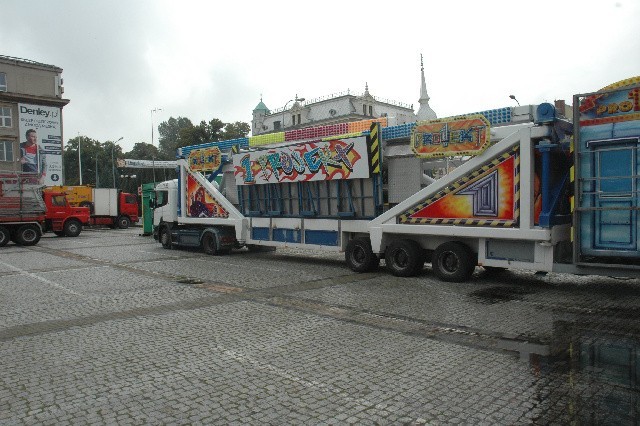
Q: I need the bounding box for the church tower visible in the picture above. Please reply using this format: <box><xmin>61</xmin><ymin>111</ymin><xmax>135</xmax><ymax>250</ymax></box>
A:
<box><xmin>416</xmin><ymin>54</ymin><xmax>437</xmax><ymax>121</ymax></box>
<box><xmin>252</xmin><ymin>96</ymin><xmax>270</xmax><ymax>134</ymax></box>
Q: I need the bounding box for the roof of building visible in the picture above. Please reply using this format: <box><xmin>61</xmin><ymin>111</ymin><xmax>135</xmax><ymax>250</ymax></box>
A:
<box><xmin>0</xmin><ymin>55</ymin><xmax>62</xmax><ymax>72</ymax></box>
<box><xmin>253</xmin><ymin>99</ymin><xmax>270</xmax><ymax>113</ymax></box>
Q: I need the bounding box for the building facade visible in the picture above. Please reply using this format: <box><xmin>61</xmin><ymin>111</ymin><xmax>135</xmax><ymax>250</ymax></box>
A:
<box><xmin>0</xmin><ymin>55</ymin><xmax>69</xmax><ymax>184</ymax></box>
<box><xmin>252</xmin><ymin>59</ymin><xmax>437</xmax><ymax>136</ymax></box>
<box><xmin>253</xmin><ymin>84</ymin><xmax>432</xmax><ymax>136</ymax></box>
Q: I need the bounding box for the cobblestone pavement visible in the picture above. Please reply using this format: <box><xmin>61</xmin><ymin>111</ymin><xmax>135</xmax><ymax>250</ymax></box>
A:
<box><xmin>1</xmin><ymin>227</ymin><xmax>639</xmax><ymax>425</ymax></box>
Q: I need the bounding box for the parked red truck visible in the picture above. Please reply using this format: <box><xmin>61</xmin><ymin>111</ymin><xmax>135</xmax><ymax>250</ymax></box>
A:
<box><xmin>45</xmin><ymin>186</ymin><xmax>139</xmax><ymax>229</ymax></box>
<box><xmin>0</xmin><ymin>172</ymin><xmax>46</xmax><ymax>246</ymax></box>
<box><xmin>1</xmin><ymin>173</ymin><xmax>92</xmax><ymax>246</ymax></box>
<box><xmin>41</xmin><ymin>190</ymin><xmax>91</xmax><ymax>237</ymax></box>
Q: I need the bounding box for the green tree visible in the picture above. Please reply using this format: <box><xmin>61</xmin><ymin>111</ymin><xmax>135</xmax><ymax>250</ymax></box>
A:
<box><xmin>157</xmin><ymin>117</ymin><xmax>194</xmax><ymax>159</ymax></box>
<box><xmin>63</xmin><ymin>136</ymin><xmax>116</xmax><ymax>186</ymax></box>
<box><xmin>126</xmin><ymin>142</ymin><xmax>160</xmax><ymax>160</ymax></box>
<box><xmin>221</xmin><ymin>121</ymin><xmax>250</xmax><ymax>140</ymax></box>
<box><xmin>158</xmin><ymin>117</ymin><xmax>251</xmax><ymax>158</ymax></box>
<box><xmin>121</xmin><ymin>142</ymin><xmax>173</xmax><ymax>188</ymax></box>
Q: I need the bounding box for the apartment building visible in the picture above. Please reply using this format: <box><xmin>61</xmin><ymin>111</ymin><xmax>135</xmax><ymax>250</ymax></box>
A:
<box><xmin>0</xmin><ymin>55</ymin><xmax>69</xmax><ymax>185</ymax></box>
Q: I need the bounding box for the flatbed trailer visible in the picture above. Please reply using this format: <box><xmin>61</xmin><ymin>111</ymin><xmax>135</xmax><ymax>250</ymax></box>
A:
<box><xmin>153</xmin><ymin>79</ymin><xmax>640</xmax><ymax>282</ymax></box>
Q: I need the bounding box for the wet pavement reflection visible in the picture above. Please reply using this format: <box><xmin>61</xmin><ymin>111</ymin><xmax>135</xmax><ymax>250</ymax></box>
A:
<box><xmin>468</xmin><ymin>281</ymin><xmax>640</xmax><ymax>424</ymax></box>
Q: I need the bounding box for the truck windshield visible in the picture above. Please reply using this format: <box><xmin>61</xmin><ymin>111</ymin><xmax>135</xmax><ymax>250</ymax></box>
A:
<box><xmin>155</xmin><ymin>190</ymin><xmax>168</xmax><ymax>208</ymax></box>
<box><xmin>51</xmin><ymin>195</ymin><xmax>66</xmax><ymax>206</ymax></box>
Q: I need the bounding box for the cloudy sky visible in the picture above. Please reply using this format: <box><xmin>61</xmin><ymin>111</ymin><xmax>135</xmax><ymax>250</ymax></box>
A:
<box><xmin>3</xmin><ymin>0</ymin><xmax>639</xmax><ymax>152</ymax></box>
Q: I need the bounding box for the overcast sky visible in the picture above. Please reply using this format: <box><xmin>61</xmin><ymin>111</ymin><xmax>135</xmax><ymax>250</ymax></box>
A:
<box><xmin>3</xmin><ymin>0</ymin><xmax>639</xmax><ymax>152</ymax></box>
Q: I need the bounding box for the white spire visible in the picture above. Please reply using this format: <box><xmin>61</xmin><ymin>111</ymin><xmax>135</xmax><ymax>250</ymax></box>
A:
<box><xmin>417</xmin><ymin>54</ymin><xmax>437</xmax><ymax>121</ymax></box>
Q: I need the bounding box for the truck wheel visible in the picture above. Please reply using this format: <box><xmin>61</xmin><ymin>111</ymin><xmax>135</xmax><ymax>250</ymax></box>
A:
<box><xmin>64</xmin><ymin>219</ymin><xmax>82</xmax><ymax>237</ymax></box>
<box><xmin>159</xmin><ymin>226</ymin><xmax>172</xmax><ymax>249</ymax></box>
<box><xmin>202</xmin><ymin>233</ymin><xmax>230</xmax><ymax>255</ymax></box>
<box><xmin>432</xmin><ymin>242</ymin><xmax>476</xmax><ymax>283</ymax></box>
<box><xmin>345</xmin><ymin>238</ymin><xmax>379</xmax><ymax>272</ymax></box>
<box><xmin>14</xmin><ymin>224</ymin><xmax>41</xmax><ymax>246</ymax></box>
<box><xmin>0</xmin><ymin>226</ymin><xmax>9</xmax><ymax>247</ymax></box>
<box><xmin>385</xmin><ymin>239</ymin><xmax>423</xmax><ymax>277</ymax></box>
<box><xmin>117</xmin><ymin>216</ymin><xmax>130</xmax><ymax>229</ymax></box>
<box><xmin>202</xmin><ymin>233</ymin><xmax>218</xmax><ymax>255</ymax></box>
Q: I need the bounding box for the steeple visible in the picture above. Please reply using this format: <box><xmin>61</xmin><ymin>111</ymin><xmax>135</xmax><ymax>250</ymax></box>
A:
<box><xmin>416</xmin><ymin>54</ymin><xmax>437</xmax><ymax>121</ymax></box>
<box><xmin>253</xmin><ymin>95</ymin><xmax>270</xmax><ymax>114</ymax></box>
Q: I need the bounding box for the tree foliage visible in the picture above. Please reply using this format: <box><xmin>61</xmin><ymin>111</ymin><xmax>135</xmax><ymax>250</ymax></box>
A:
<box><xmin>62</xmin><ymin>116</ymin><xmax>250</xmax><ymax>191</ymax></box>
<box><xmin>157</xmin><ymin>117</ymin><xmax>250</xmax><ymax>159</ymax></box>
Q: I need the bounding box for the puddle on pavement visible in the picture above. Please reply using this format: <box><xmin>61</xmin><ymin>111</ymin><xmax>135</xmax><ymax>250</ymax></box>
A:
<box><xmin>512</xmin><ymin>319</ymin><xmax>640</xmax><ymax>424</ymax></box>
<box><xmin>469</xmin><ymin>286</ymin><xmax>538</xmax><ymax>304</ymax></box>
<box><xmin>176</xmin><ymin>278</ymin><xmax>205</xmax><ymax>285</ymax></box>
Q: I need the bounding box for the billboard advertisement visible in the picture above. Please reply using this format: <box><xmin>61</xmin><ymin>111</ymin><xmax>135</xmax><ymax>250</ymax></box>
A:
<box><xmin>18</xmin><ymin>103</ymin><xmax>63</xmax><ymax>185</ymax></box>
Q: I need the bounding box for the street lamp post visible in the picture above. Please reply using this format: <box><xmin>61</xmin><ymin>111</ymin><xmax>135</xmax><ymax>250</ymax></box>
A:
<box><xmin>78</xmin><ymin>135</ymin><xmax>82</xmax><ymax>185</ymax></box>
<box><xmin>281</xmin><ymin>95</ymin><xmax>305</xmax><ymax>130</ymax></box>
<box><xmin>112</xmin><ymin>137</ymin><xmax>123</xmax><ymax>189</ymax></box>
<box><xmin>151</xmin><ymin>108</ymin><xmax>162</xmax><ymax>147</ymax></box>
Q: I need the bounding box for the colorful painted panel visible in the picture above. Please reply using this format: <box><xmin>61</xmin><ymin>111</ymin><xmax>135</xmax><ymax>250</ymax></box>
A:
<box><xmin>188</xmin><ymin>146</ymin><xmax>221</xmax><ymax>172</ymax></box>
<box><xmin>249</xmin><ymin>132</ymin><xmax>285</xmax><ymax>147</ymax></box>
<box><xmin>411</xmin><ymin>115</ymin><xmax>491</xmax><ymax>159</ymax></box>
<box><xmin>399</xmin><ymin>148</ymin><xmax>519</xmax><ymax>226</ymax></box>
<box><xmin>579</xmin><ymin>84</ymin><xmax>640</xmax><ymax>127</ymax></box>
<box><xmin>186</xmin><ymin>174</ymin><xmax>229</xmax><ymax>218</ymax></box>
<box><xmin>233</xmin><ymin>137</ymin><xmax>369</xmax><ymax>185</ymax></box>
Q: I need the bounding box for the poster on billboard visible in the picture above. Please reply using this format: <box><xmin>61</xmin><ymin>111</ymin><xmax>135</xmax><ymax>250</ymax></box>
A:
<box><xmin>18</xmin><ymin>103</ymin><xmax>63</xmax><ymax>185</ymax></box>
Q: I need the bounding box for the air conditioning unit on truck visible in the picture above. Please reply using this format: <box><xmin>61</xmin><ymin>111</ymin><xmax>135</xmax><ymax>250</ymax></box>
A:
<box><xmin>0</xmin><ymin>172</ymin><xmax>46</xmax><ymax>246</ymax></box>
<box><xmin>152</xmin><ymin>78</ymin><xmax>640</xmax><ymax>282</ymax></box>
<box><xmin>45</xmin><ymin>186</ymin><xmax>139</xmax><ymax>229</ymax></box>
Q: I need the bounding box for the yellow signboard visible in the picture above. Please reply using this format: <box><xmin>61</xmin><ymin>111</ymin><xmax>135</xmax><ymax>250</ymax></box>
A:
<box><xmin>411</xmin><ymin>114</ymin><xmax>491</xmax><ymax>158</ymax></box>
<box><xmin>188</xmin><ymin>147</ymin><xmax>222</xmax><ymax>172</ymax></box>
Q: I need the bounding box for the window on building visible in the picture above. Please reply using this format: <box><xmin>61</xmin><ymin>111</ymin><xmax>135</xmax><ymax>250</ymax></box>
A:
<box><xmin>0</xmin><ymin>107</ymin><xmax>11</xmax><ymax>127</ymax></box>
<box><xmin>363</xmin><ymin>105</ymin><xmax>367</xmax><ymax>115</ymax></box>
<box><xmin>0</xmin><ymin>73</ymin><xmax>6</xmax><ymax>92</ymax></box>
<box><xmin>297</xmin><ymin>114</ymin><xmax>301</xmax><ymax>125</ymax></box>
<box><xmin>369</xmin><ymin>106</ymin><xmax>373</xmax><ymax>116</ymax></box>
<box><xmin>274</xmin><ymin>120</ymin><xmax>282</xmax><ymax>130</ymax></box>
<box><xmin>0</xmin><ymin>140</ymin><xmax>13</xmax><ymax>162</ymax></box>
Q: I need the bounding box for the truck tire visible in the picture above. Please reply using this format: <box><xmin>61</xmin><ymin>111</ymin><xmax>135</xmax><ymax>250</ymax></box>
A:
<box><xmin>432</xmin><ymin>241</ymin><xmax>476</xmax><ymax>283</ymax></box>
<box><xmin>345</xmin><ymin>238</ymin><xmax>379</xmax><ymax>272</ymax></box>
<box><xmin>202</xmin><ymin>233</ymin><xmax>218</xmax><ymax>255</ymax></box>
<box><xmin>0</xmin><ymin>226</ymin><xmax>9</xmax><ymax>247</ymax></box>
<box><xmin>385</xmin><ymin>239</ymin><xmax>423</xmax><ymax>277</ymax></box>
<box><xmin>64</xmin><ymin>219</ymin><xmax>82</xmax><ymax>237</ymax></box>
<box><xmin>159</xmin><ymin>226</ymin><xmax>172</xmax><ymax>249</ymax></box>
<box><xmin>14</xmin><ymin>224</ymin><xmax>41</xmax><ymax>246</ymax></box>
<box><xmin>117</xmin><ymin>216</ymin><xmax>130</xmax><ymax>229</ymax></box>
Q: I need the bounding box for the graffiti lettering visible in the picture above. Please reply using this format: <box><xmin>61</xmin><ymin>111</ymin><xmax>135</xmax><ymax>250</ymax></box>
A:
<box><xmin>235</xmin><ymin>138</ymin><xmax>367</xmax><ymax>185</ymax></box>
<box><xmin>244</xmin><ymin>142</ymin><xmax>356</xmax><ymax>183</ymax></box>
